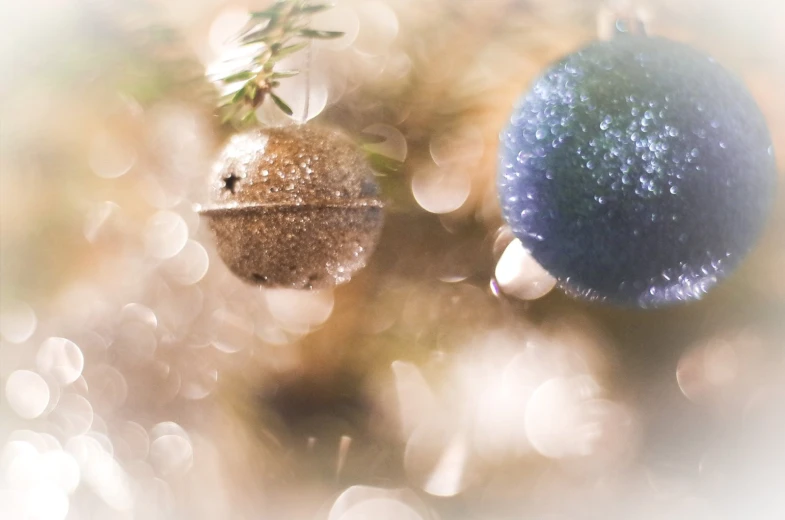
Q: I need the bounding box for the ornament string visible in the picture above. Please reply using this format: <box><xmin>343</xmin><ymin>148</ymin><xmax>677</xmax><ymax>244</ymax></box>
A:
<box><xmin>301</xmin><ymin>40</ymin><xmax>313</xmax><ymax>124</ymax></box>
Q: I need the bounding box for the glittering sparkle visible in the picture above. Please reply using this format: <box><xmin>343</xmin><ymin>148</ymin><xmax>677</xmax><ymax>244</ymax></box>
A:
<box><xmin>498</xmin><ymin>35</ymin><xmax>777</xmax><ymax>307</ymax></box>
<box><xmin>200</xmin><ymin>126</ymin><xmax>384</xmax><ymax>288</ymax></box>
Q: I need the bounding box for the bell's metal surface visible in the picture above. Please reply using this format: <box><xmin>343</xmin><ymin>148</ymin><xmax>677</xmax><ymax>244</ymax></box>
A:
<box><xmin>200</xmin><ymin>126</ymin><xmax>384</xmax><ymax>289</ymax></box>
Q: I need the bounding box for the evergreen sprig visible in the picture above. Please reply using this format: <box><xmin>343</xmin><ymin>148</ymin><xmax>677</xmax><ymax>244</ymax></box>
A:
<box><xmin>207</xmin><ymin>0</ymin><xmax>343</xmax><ymax>126</ymax></box>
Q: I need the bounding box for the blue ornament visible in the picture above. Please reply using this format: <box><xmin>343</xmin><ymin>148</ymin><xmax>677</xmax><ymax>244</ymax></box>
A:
<box><xmin>498</xmin><ymin>35</ymin><xmax>777</xmax><ymax>307</ymax></box>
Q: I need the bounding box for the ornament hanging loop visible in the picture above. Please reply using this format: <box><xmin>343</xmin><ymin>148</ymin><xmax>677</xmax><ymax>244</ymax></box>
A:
<box><xmin>597</xmin><ymin>2</ymin><xmax>649</xmax><ymax>40</ymax></box>
<box><xmin>612</xmin><ymin>15</ymin><xmax>647</xmax><ymax>37</ymax></box>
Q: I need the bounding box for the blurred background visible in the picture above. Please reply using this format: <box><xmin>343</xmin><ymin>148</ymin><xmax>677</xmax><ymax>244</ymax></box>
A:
<box><xmin>1</xmin><ymin>0</ymin><xmax>784</xmax><ymax>519</ymax></box>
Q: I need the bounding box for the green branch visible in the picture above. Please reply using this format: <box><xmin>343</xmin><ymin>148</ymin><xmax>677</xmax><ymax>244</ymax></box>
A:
<box><xmin>206</xmin><ymin>0</ymin><xmax>343</xmax><ymax>127</ymax></box>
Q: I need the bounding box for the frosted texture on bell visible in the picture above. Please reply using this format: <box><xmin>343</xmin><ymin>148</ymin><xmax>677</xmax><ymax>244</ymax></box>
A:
<box><xmin>201</xmin><ymin>126</ymin><xmax>383</xmax><ymax>288</ymax></box>
<box><xmin>498</xmin><ymin>35</ymin><xmax>777</xmax><ymax>307</ymax></box>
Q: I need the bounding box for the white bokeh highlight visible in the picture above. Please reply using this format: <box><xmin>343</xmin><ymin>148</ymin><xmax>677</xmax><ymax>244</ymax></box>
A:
<box><xmin>5</xmin><ymin>371</ymin><xmax>50</xmax><ymax>420</ymax></box>
<box><xmin>495</xmin><ymin>238</ymin><xmax>557</xmax><ymax>300</ymax></box>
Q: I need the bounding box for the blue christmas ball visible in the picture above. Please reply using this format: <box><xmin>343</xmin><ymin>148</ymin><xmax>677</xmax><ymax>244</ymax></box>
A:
<box><xmin>498</xmin><ymin>35</ymin><xmax>777</xmax><ymax>307</ymax></box>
